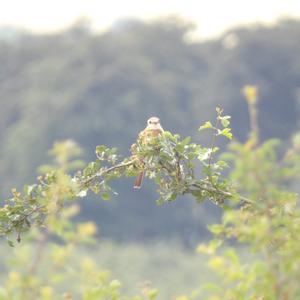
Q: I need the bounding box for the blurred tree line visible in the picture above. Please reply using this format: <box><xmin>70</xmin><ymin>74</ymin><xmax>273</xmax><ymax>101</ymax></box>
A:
<box><xmin>0</xmin><ymin>17</ymin><xmax>299</xmax><ymax>243</ymax></box>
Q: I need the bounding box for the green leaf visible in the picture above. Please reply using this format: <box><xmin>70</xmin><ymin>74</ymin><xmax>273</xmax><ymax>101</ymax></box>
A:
<box><xmin>24</xmin><ymin>184</ymin><xmax>36</xmax><ymax>196</ymax></box>
<box><xmin>208</xmin><ymin>224</ymin><xmax>224</xmax><ymax>235</ymax></box>
<box><xmin>191</xmin><ymin>190</ymin><xmax>205</xmax><ymax>202</ymax></box>
<box><xmin>198</xmin><ymin>148</ymin><xmax>211</xmax><ymax>161</ymax></box>
<box><xmin>7</xmin><ymin>240</ymin><xmax>14</xmax><ymax>247</ymax></box>
<box><xmin>147</xmin><ymin>289</ymin><xmax>159</xmax><ymax>299</ymax></box>
<box><xmin>77</xmin><ymin>189</ymin><xmax>88</xmax><ymax>197</ymax></box>
<box><xmin>216</xmin><ymin>107</ymin><xmax>222</xmax><ymax>114</ymax></box>
<box><xmin>163</xmin><ymin>192</ymin><xmax>177</xmax><ymax>202</ymax></box>
<box><xmin>181</xmin><ymin>136</ymin><xmax>191</xmax><ymax>146</ymax></box>
<box><xmin>95</xmin><ymin>145</ymin><xmax>107</xmax><ymax>154</ymax></box>
<box><xmin>216</xmin><ymin>160</ymin><xmax>229</xmax><ymax>169</ymax></box>
<box><xmin>221</xmin><ymin>116</ymin><xmax>230</xmax><ymax>128</ymax></box>
<box><xmin>218</xmin><ymin>128</ymin><xmax>233</xmax><ymax>140</ymax></box>
<box><xmin>101</xmin><ymin>192</ymin><xmax>111</xmax><ymax>201</ymax></box>
<box><xmin>199</xmin><ymin>121</ymin><xmax>212</xmax><ymax>131</ymax></box>
<box><xmin>162</xmin><ymin>131</ymin><xmax>177</xmax><ymax>142</ymax></box>
<box><xmin>109</xmin><ymin>279</ymin><xmax>122</xmax><ymax>289</ymax></box>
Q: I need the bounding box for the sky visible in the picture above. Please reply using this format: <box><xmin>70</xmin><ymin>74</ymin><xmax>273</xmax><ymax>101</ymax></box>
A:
<box><xmin>0</xmin><ymin>0</ymin><xmax>300</xmax><ymax>38</ymax></box>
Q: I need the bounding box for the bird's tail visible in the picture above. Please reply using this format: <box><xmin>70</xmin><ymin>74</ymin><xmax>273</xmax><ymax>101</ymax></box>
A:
<box><xmin>134</xmin><ymin>171</ymin><xmax>144</xmax><ymax>189</ymax></box>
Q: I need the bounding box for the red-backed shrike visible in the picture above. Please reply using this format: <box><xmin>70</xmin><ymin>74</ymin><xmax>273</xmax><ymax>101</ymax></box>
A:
<box><xmin>133</xmin><ymin>117</ymin><xmax>164</xmax><ymax>189</ymax></box>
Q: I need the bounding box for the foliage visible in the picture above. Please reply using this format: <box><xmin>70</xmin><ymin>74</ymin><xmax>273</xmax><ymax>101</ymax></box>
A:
<box><xmin>0</xmin><ymin>103</ymin><xmax>235</xmax><ymax>298</ymax></box>
<box><xmin>0</xmin><ymin>102</ymin><xmax>244</xmax><ymax>299</ymax></box>
<box><xmin>194</xmin><ymin>90</ymin><xmax>300</xmax><ymax>299</ymax></box>
<box><xmin>1</xmin><ymin>87</ymin><xmax>300</xmax><ymax>298</ymax></box>
<box><xmin>1</xmin><ymin>18</ymin><xmax>300</xmax><ymax>241</ymax></box>
<box><xmin>0</xmin><ymin>107</ymin><xmax>239</xmax><ymax>245</ymax></box>
<box><xmin>0</xmin><ymin>142</ymin><xmax>160</xmax><ymax>299</ymax></box>
<box><xmin>0</xmin><ymin>239</ymin><xmax>208</xmax><ymax>299</ymax></box>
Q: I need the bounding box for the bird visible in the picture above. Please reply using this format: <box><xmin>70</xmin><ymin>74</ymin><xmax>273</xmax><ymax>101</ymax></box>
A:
<box><xmin>133</xmin><ymin>116</ymin><xmax>164</xmax><ymax>189</ymax></box>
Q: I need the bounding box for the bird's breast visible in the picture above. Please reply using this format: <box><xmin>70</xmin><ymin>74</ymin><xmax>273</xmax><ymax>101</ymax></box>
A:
<box><xmin>139</xmin><ymin>128</ymin><xmax>163</xmax><ymax>144</ymax></box>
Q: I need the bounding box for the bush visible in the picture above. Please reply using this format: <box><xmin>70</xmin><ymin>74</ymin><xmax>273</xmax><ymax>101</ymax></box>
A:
<box><xmin>1</xmin><ymin>87</ymin><xmax>300</xmax><ymax>299</ymax></box>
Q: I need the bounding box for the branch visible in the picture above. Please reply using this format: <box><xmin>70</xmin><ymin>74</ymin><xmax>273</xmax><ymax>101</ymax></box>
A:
<box><xmin>191</xmin><ymin>182</ymin><xmax>253</xmax><ymax>205</ymax></box>
<box><xmin>208</xmin><ymin>108</ymin><xmax>222</xmax><ymax>169</ymax></box>
<box><xmin>81</xmin><ymin>159</ymin><xmax>136</xmax><ymax>185</ymax></box>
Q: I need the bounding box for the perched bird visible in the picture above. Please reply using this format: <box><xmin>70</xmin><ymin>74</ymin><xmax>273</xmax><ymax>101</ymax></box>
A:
<box><xmin>133</xmin><ymin>117</ymin><xmax>164</xmax><ymax>189</ymax></box>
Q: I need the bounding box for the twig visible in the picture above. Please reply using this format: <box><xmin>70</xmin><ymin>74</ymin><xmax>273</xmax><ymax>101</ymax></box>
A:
<box><xmin>158</xmin><ymin>159</ymin><xmax>175</xmax><ymax>176</ymax></box>
<box><xmin>208</xmin><ymin>109</ymin><xmax>222</xmax><ymax>169</ymax></box>
<box><xmin>191</xmin><ymin>182</ymin><xmax>253</xmax><ymax>205</ymax></box>
<box><xmin>174</xmin><ymin>149</ymin><xmax>182</xmax><ymax>182</ymax></box>
<box><xmin>9</xmin><ymin>205</ymin><xmax>46</xmax><ymax>242</ymax></box>
<box><xmin>81</xmin><ymin>159</ymin><xmax>135</xmax><ymax>185</ymax></box>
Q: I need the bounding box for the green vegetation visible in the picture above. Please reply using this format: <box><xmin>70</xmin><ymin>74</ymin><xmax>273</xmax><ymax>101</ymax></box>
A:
<box><xmin>1</xmin><ymin>18</ymin><xmax>300</xmax><ymax>241</ymax></box>
<box><xmin>1</xmin><ymin>87</ymin><xmax>300</xmax><ymax>298</ymax></box>
<box><xmin>0</xmin><ymin>106</ymin><xmax>236</xmax><ymax>244</ymax></box>
<box><xmin>0</xmin><ymin>241</ymin><xmax>206</xmax><ymax>299</ymax></box>
<box><xmin>1</xmin><ymin>18</ymin><xmax>300</xmax><ymax>299</ymax></box>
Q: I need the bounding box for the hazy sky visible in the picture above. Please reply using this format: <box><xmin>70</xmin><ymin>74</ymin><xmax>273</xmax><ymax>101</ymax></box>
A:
<box><xmin>1</xmin><ymin>0</ymin><xmax>300</xmax><ymax>38</ymax></box>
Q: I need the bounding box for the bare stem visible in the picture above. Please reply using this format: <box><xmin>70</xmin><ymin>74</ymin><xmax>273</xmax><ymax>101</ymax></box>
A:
<box><xmin>208</xmin><ymin>109</ymin><xmax>222</xmax><ymax>170</ymax></box>
<box><xmin>81</xmin><ymin>159</ymin><xmax>136</xmax><ymax>185</ymax></box>
<box><xmin>191</xmin><ymin>182</ymin><xmax>253</xmax><ymax>205</ymax></box>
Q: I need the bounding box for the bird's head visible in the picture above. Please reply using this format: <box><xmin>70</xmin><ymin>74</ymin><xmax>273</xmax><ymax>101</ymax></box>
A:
<box><xmin>147</xmin><ymin>117</ymin><xmax>160</xmax><ymax>126</ymax></box>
